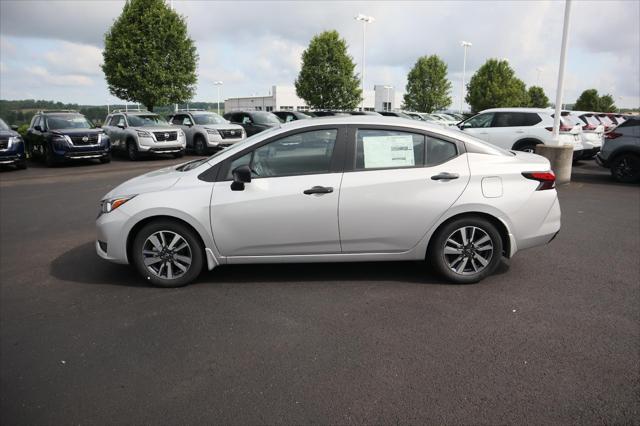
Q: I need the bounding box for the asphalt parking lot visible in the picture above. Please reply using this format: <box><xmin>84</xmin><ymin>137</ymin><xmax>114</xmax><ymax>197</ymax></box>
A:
<box><xmin>0</xmin><ymin>156</ymin><xmax>638</xmax><ymax>424</ymax></box>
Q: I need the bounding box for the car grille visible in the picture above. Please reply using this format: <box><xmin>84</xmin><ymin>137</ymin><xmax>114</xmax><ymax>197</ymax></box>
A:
<box><xmin>153</xmin><ymin>131</ymin><xmax>178</xmax><ymax>142</ymax></box>
<box><xmin>70</xmin><ymin>134</ymin><xmax>99</xmax><ymax>145</ymax></box>
<box><xmin>219</xmin><ymin>129</ymin><xmax>242</xmax><ymax>139</ymax></box>
<box><xmin>0</xmin><ymin>137</ymin><xmax>8</xmax><ymax>150</ymax></box>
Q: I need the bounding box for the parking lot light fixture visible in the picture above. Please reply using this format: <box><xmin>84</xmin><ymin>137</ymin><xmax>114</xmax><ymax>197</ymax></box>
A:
<box><xmin>460</xmin><ymin>41</ymin><xmax>472</xmax><ymax>113</ymax></box>
<box><xmin>355</xmin><ymin>14</ymin><xmax>375</xmax><ymax>109</ymax></box>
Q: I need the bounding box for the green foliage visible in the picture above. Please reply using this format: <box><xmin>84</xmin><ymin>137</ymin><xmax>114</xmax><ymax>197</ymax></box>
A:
<box><xmin>527</xmin><ymin>86</ymin><xmax>549</xmax><ymax>108</ymax></box>
<box><xmin>598</xmin><ymin>94</ymin><xmax>617</xmax><ymax>112</ymax></box>
<box><xmin>102</xmin><ymin>0</ymin><xmax>198</xmax><ymax>111</ymax></box>
<box><xmin>402</xmin><ymin>55</ymin><xmax>452</xmax><ymax>113</ymax></box>
<box><xmin>574</xmin><ymin>89</ymin><xmax>601</xmax><ymax>111</ymax></box>
<box><xmin>465</xmin><ymin>59</ymin><xmax>528</xmax><ymax>112</ymax></box>
<box><xmin>17</xmin><ymin>124</ymin><xmax>29</xmax><ymax>138</ymax></box>
<box><xmin>295</xmin><ymin>30</ymin><xmax>362</xmax><ymax>110</ymax></box>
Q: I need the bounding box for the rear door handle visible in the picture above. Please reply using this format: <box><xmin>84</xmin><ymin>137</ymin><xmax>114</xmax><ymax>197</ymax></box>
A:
<box><xmin>303</xmin><ymin>186</ymin><xmax>334</xmax><ymax>195</ymax></box>
<box><xmin>431</xmin><ymin>172</ymin><xmax>460</xmax><ymax>181</ymax></box>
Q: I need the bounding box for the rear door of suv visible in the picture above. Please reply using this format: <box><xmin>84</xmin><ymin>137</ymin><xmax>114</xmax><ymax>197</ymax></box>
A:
<box><xmin>488</xmin><ymin>112</ymin><xmax>542</xmax><ymax>150</ymax></box>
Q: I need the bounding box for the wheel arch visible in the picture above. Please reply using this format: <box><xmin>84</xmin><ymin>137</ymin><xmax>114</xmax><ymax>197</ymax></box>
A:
<box><xmin>426</xmin><ymin>211</ymin><xmax>512</xmax><ymax>259</ymax></box>
<box><xmin>512</xmin><ymin>138</ymin><xmax>543</xmax><ymax>151</ymax></box>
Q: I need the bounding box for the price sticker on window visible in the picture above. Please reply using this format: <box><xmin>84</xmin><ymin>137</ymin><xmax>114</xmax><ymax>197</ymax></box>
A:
<box><xmin>362</xmin><ymin>135</ymin><xmax>415</xmax><ymax>168</ymax></box>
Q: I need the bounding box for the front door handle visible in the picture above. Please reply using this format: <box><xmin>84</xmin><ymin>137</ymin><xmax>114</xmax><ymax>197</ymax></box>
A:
<box><xmin>431</xmin><ymin>172</ymin><xmax>460</xmax><ymax>181</ymax></box>
<box><xmin>303</xmin><ymin>186</ymin><xmax>334</xmax><ymax>195</ymax></box>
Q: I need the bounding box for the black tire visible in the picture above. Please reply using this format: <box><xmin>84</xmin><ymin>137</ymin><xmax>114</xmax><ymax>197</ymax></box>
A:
<box><xmin>16</xmin><ymin>159</ymin><xmax>27</xmax><ymax>170</ymax></box>
<box><xmin>99</xmin><ymin>153</ymin><xmax>111</xmax><ymax>164</ymax></box>
<box><xmin>194</xmin><ymin>136</ymin><xmax>207</xmax><ymax>156</ymax></box>
<box><xmin>610</xmin><ymin>153</ymin><xmax>640</xmax><ymax>183</ymax></box>
<box><xmin>429</xmin><ymin>216</ymin><xmax>503</xmax><ymax>284</ymax></box>
<box><xmin>44</xmin><ymin>144</ymin><xmax>56</xmax><ymax>167</ymax></box>
<box><xmin>131</xmin><ymin>219</ymin><xmax>204</xmax><ymax>288</ymax></box>
<box><xmin>513</xmin><ymin>140</ymin><xmax>539</xmax><ymax>153</ymax></box>
<box><xmin>127</xmin><ymin>140</ymin><xmax>138</xmax><ymax>161</ymax></box>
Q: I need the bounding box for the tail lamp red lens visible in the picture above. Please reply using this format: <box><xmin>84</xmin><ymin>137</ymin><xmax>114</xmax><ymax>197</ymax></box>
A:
<box><xmin>582</xmin><ymin>124</ymin><xmax>596</xmax><ymax>131</ymax></box>
<box><xmin>605</xmin><ymin>131</ymin><xmax>622</xmax><ymax>140</ymax></box>
<box><xmin>545</xmin><ymin>125</ymin><xmax>573</xmax><ymax>132</ymax></box>
<box><xmin>522</xmin><ymin>171</ymin><xmax>556</xmax><ymax>190</ymax></box>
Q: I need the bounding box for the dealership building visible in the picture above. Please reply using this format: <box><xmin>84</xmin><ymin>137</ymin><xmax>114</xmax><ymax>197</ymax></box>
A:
<box><xmin>224</xmin><ymin>85</ymin><xmax>404</xmax><ymax>113</ymax></box>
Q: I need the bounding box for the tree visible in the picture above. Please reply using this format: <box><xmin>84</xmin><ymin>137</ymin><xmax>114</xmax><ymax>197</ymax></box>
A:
<box><xmin>102</xmin><ymin>0</ymin><xmax>198</xmax><ymax>111</ymax></box>
<box><xmin>527</xmin><ymin>86</ymin><xmax>549</xmax><ymax>108</ymax></box>
<box><xmin>402</xmin><ymin>55</ymin><xmax>452</xmax><ymax>112</ymax></box>
<box><xmin>574</xmin><ymin>89</ymin><xmax>600</xmax><ymax>111</ymax></box>
<box><xmin>598</xmin><ymin>94</ymin><xmax>617</xmax><ymax>112</ymax></box>
<box><xmin>295</xmin><ymin>30</ymin><xmax>362</xmax><ymax>110</ymax></box>
<box><xmin>465</xmin><ymin>59</ymin><xmax>528</xmax><ymax>112</ymax></box>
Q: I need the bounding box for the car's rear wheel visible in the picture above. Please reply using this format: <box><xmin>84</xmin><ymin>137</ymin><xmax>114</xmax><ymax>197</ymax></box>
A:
<box><xmin>513</xmin><ymin>140</ymin><xmax>539</xmax><ymax>153</ymax></box>
<box><xmin>127</xmin><ymin>140</ymin><xmax>138</xmax><ymax>161</ymax></box>
<box><xmin>194</xmin><ymin>136</ymin><xmax>207</xmax><ymax>156</ymax></box>
<box><xmin>132</xmin><ymin>220</ymin><xmax>204</xmax><ymax>287</ymax></box>
<box><xmin>429</xmin><ymin>217</ymin><xmax>503</xmax><ymax>284</ymax></box>
<box><xmin>610</xmin><ymin>153</ymin><xmax>640</xmax><ymax>183</ymax></box>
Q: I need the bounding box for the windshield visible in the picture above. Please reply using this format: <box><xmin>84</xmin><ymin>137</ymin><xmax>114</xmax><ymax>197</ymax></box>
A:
<box><xmin>253</xmin><ymin>112</ymin><xmax>282</xmax><ymax>125</ymax></box>
<box><xmin>127</xmin><ymin>114</ymin><xmax>168</xmax><ymax>127</ymax></box>
<box><xmin>46</xmin><ymin>114</ymin><xmax>93</xmax><ymax>130</ymax></box>
<box><xmin>193</xmin><ymin>113</ymin><xmax>227</xmax><ymax>125</ymax></box>
<box><xmin>0</xmin><ymin>119</ymin><xmax>9</xmax><ymax>131</ymax></box>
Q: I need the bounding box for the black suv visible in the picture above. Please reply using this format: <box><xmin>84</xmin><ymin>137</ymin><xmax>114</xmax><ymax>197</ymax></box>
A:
<box><xmin>0</xmin><ymin>118</ymin><xmax>27</xmax><ymax>169</ymax></box>
<box><xmin>25</xmin><ymin>111</ymin><xmax>110</xmax><ymax>166</ymax></box>
<box><xmin>223</xmin><ymin>111</ymin><xmax>282</xmax><ymax>136</ymax></box>
<box><xmin>273</xmin><ymin>110</ymin><xmax>312</xmax><ymax>122</ymax></box>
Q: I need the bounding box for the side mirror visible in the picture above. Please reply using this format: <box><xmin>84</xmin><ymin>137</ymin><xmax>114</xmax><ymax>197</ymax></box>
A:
<box><xmin>117</xmin><ymin>124</ymin><xmax>125</xmax><ymax>129</ymax></box>
<box><xmin>231</xmin><ymin>165</ymin><xmax>252</xmax><ymax>191</ymax></box>
<box><xmin>10</xmin><ymin>125</ymin><xmax>19</xmax><ymax>131</ymax></box>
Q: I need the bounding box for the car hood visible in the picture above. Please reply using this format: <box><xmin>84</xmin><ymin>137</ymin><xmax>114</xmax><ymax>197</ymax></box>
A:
<box><xmin>102</xmin><ymin>164</ymin><xmax>183</xmax><ymax>200</ymax></box>
<box><xmin>203</xmin><ymin>123</ymin><xmax>244</xmax><ymax>131</ymax></box>
<box><xmin>0</xmin><ymin>129</ymin><xmax>20</xmax><ymax>138</ymax></box>
<box><xmin>50</xmin><ymin>128</ymin><xmax>103</xmax><ymax>136</ymax></box>
<box><xmin>133</xmin><ymin>126</ymin><xmax>178</xmax><ymax>133</ymax></box>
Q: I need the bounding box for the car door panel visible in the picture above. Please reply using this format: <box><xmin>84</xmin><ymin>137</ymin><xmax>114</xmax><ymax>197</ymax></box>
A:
<box><xmin>339</xmin><ymin>154</ymin><xmax>470</xmax><ymax>252</ymax></box>
<box><xmin>211</xmin><ymin>174</ymin><xmax>342</xmax><ymax>256</ymax></box>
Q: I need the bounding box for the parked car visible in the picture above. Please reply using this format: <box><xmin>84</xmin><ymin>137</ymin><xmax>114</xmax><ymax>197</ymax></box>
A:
<box><xmin>223</xmin><ymin>111</ymin><xmax>282</xmax><ymax>136</ymax></box>
<box><xmin>273</xmin><ymin>111</ymin><xmax>312</xmax><ymax>122</ymax></box>
<box><xmin>377</xmin><ymin>111</ymin><xmax>414</xmax><ymax>119</ymax></box>
<box><xmin>96</xmin><ymin>116</ymin><xmax>561</xmax><ymax>287</ymax></box>
<box><xmin>432</xmin><ymin>113</ymin><xmax>460</xmax><ymax>127</ymax></box>
<box><xmin>596</xmin><ymin>117</ymin><xmax>640</xmax><ymax>183</ymax></box>
<box><xmin>26</xmin><ymin>110</ymin><xmax>111</xmax><ymax>166</ymax></box>
<box><xmin>346</xmin><ymin>111</ymin><xmax>382</xmax><ymax>116</ymax></box>
<box><xmin>103</xmin><ymin>110</ymin><xmax>186</xmax><ymax>161</ymax></box>
<box><xmin>570</xmin><ymin>111</ymin><xmax>604</xmax><ymax>159</ymax></box>
<box><xmin>594</xmin><ymin>114</ymin><xmax>617</xmax><ymax>133</ymax></box>
<box><xmin>310</xmin><ymin>111</ymin><xmax>350</xmax><ymax>117</ymax></box>
<box><xmin>167</xmin><ymin>110</ymin><xmax>245</xmax><ymax>155</ymax></box>
<box><xmin>458</xmin><ymin>108</ymin><xmax>583</xmax><ymax>156</ymax></box>
<box><xmin>403</xmin><ymin>111</ymin><xmax>426</xmax><ymax>121</ymax></box>
<box><xmin>0</xmin><ymin>118</ymin><xmax>27</xmax><ymax>169</ymax></box>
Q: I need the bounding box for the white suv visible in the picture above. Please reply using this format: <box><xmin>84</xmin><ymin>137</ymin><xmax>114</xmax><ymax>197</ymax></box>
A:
<box><xmin>565</xmin><ymin>111</ymin><xmax>604</xmax><ymax>159</ymax></box>
<box><xmin>459</xmin><ymin>108</ymin><xmax>584</xmax><ymax>156</ymax></box>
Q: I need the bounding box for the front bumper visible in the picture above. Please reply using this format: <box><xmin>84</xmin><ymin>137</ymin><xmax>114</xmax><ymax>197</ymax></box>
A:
<box><xmin>0</xmin><ymin>153</ymin><xmax>26</xmax><ymax>164</ymax></box>
<box><xmin>206</xmin><ymin>133</ymin><xmax>244</xmax><ymax>148</ymax></box>
<box><xmin>96</xmin><ymin>208</ymin><xmax>130</xmax><ymax>264</ymax></box>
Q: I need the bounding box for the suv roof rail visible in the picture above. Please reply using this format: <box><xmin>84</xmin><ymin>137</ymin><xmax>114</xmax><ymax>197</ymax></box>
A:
<box><xmin>110</xmin><ymin>108</ymin><xmax>152</xmax><ymax>114</ymax></box>
<box><xmin>37</xmin><ymin>109</ymin><xmax>78</xmax><ymax>114</ymax></box>
<box><xmin>175</xmin><ymin>108</ymin><xmax>207</xmax><ymax>112</ymax></box>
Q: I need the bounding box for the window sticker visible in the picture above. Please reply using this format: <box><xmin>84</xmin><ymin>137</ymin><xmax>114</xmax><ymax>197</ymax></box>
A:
<box><xmin>362</xmin><ymin>135</ymin><xmax>415</xmax><ymax>168</ymax></box>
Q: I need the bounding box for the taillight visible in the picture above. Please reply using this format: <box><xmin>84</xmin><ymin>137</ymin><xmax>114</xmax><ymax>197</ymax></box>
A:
<box><xmin>522</xmin><ymin>171</ymin><xmax>556</xmax><ymax>190</ymax></box>
<box><xmin>582</xmin><ymin>124</ymin><xmax>596</xmax><ymax>131</ymax></box>
<box><xmin>606</xmin><ymin>131</ymin><xmax>622</xmax><ymax>140</ymax></box>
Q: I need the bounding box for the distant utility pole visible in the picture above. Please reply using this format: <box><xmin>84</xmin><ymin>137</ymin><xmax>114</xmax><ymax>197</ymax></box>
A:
<box><xmin>354</xmin><ymin>14</ymin><xmax>375</xmax><ymax>110</ymax></box>
<box><xmin>460</xmin><ymin>41</ymin><xmax>472</xmax><ymax>113</ymax></box>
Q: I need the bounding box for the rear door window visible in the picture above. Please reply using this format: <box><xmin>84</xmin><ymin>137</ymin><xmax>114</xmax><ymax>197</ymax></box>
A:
<box><xmin>461</xmin><ymin>113</ymin><xmax>494</xmax><ymax>128</ymax></box>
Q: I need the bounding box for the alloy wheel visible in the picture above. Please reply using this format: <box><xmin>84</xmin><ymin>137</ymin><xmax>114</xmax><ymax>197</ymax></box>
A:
<box><xmin>443</xmin><ymin>226</ymin><xmax>494</xmax><ymax>276</ymax></box>
<box><xmin>613</xmin><ymin>155</ymin><xmax>639</xmax><ymax>181</ymax></box>
<box><xmin>142</xmin><ymin>230</ymin><xmax>192</xmax><ymax>280</ymax></box>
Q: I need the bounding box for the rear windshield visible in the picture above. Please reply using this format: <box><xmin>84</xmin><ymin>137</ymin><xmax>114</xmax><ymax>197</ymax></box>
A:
<box><xmin>252</xmin><ymin>112</ymin><xmax>282</xmax><ymax>125</ymax></box>
<box><xmin>127</xmin><ymin>114</ymin><xmax>168</xmax><ymax>127</ymax></box>
<box><xmin>46</xmin><ymin>114</ymin><xmax>93</xmax><ymax>130</ymax></box>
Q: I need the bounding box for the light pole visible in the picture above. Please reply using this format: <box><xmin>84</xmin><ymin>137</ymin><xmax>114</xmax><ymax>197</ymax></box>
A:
<box><xmin>383</xmin><ymin>85</ymin><xmax>392</xmax><ymax>111</ymax></box>
<box><xmin>460</xmin><ymin>41</ymin><xmax>472</xmax><ymax>113</ymax></box>
<box><xmin>214</xmin><ymin>81</ymin><xmax>223</xmax><ymax>115</ymax></box>
<box><xmin>551</xmin><ymin>0</ymin><xmax>572</xmax><ymax>146</ymax></box>
<box><xmin>536</xmin><ymin>67</ymin><xmax>544</xmax><ymax>86</ymax></box>
<box><xmin>355</xmin><ymin>14</ymin><xmax>375</xmax><ymax>110</ymax></box>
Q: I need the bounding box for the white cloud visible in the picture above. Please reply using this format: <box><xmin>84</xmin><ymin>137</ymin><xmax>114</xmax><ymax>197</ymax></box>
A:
<box><xmin>26</xmin><ymin>66</ymin><xmax>93</xmax><ymax>87</ymax></box>
<box><xmin>44</xmin><ymin>42</ymin><xmax>103</xmax><ymax>75</ymax></box>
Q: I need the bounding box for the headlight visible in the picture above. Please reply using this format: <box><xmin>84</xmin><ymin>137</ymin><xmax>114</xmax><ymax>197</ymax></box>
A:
<box><xmin>100</xmin><ymin>195</ymin><xmax>136</xmax><ymax>214</ymax></box>
<box><xmin>206</xmin><ymin>128</ymin><xmax>219</xmax><ymax>136</ymax></box>
<box><xmin>7</xmin><ymin>136</ymin><xmax>21</xmax><ymax>148</ymax></box>
<box><xmin>178</xmin><ymin>129</ymin><xmax>185</xmax><ymax>138</ymax></box>
<box><xmin>52</xmin><ymin>135</ymin><xmax>72</xmax><ymax>149</ymax></box>
<box><xmin>136</xmin><ymin>130</ymin><xmax>151</xmax><ymax>137</ymax></box>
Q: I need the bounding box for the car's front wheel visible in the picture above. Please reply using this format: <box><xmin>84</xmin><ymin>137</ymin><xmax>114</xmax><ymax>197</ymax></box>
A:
<box><xmin>429</xmin><ymin>216</ymin><xmax>503</xmax><ymax>284</ymax></box>
<box><xmin>132</xmin><ymin>220</ymin><xmax>204</xmax><ymax>287</ymax></box>
<box><xmin>610</xmin><ymin>153</ymin><xmax>640</xmax><ymax>183</ymax></box>
<box><xmin>127</xmin><ymin>140</ymin><xmax>138</xmax><ymax>161</ymax></box>
<box><xmin>194</xmin><ymin>136</ymin><xmax>207</xmax><ymax>156</ymax></box>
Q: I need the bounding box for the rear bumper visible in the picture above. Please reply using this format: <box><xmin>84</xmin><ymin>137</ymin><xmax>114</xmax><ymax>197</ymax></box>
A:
<box><xmin>595</xmin><ymin>153</ymin><xmax>608</xmax><ymax>167</ymax></box>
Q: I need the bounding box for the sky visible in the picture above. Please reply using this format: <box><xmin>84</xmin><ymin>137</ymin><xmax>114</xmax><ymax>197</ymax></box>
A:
<box><xmin>0</xmin><ymin>0</ymin><xmax>638</xmax><ymax>109</ymax></box>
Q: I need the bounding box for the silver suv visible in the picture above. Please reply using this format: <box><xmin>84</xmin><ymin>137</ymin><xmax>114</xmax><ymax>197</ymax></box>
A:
<box><xmin>103</xmin><ymin>110</ymin><xmax>186</xmax><ymax>160</ymax></box>
<box><xmin>167</xmin><ymin>109</ymin><xmax>245</xmax><ymax>155</ymax></box>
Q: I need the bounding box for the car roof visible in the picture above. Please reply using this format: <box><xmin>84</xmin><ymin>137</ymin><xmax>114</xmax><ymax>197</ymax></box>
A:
<box><xmin>480</xmin><ymin>107</ymin><xmax>554</xmax><ymax>114</ymax></box>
